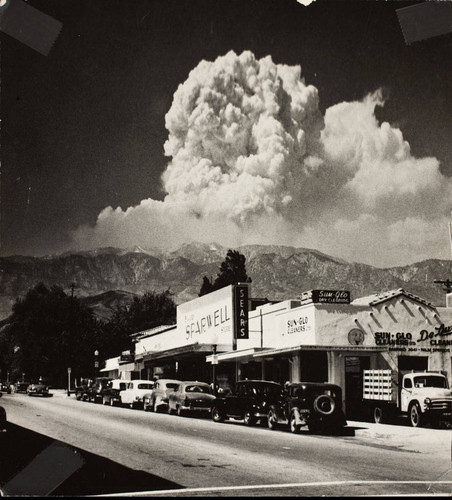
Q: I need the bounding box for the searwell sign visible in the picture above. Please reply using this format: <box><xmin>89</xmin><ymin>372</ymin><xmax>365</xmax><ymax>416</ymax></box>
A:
<box><xmin>177</xmin><ymin>284</ymin><xmax>250</xmax><ymax>347</ymax></box>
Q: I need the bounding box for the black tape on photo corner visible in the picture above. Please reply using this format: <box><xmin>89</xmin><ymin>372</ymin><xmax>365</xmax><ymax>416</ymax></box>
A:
<box><xmin>397</xmin><ymin>2</ymin><xmax>452</xmax><ymax>45</ymax></box>
<box><xmin>0</xmin><ymin>0</ymin><xmax>62</xmax><ymax>56</ymax></box>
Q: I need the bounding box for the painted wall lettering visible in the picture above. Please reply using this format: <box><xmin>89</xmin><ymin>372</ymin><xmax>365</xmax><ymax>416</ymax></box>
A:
<box><xmin>234</xmin><ymin>285</ymin><xmax>249</xmax><ymax>339</ymax></box>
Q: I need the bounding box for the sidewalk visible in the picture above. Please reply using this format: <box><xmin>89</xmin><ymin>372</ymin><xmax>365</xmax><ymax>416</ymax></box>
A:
<box><xmin>346</xmin><ymin>418</ymin><xmax>452</xmax><ymax>455</ymax></box>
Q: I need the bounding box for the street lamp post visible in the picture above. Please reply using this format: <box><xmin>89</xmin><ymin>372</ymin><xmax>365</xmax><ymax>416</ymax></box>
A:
<box><xmin>211</xmin><ymin>344</ymin><xmax>217</xmax><ymax>396</ymax></box>
<box><xmin>94</xmin><ymin>350</ymin><xmax>99</xmax><ymax>379</ymax></box>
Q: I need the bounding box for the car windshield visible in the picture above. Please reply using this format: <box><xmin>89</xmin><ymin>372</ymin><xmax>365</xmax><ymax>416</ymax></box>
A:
<box><xmin>165</xmin><ymin>383</ymin><xmax>179</xmax><ymax>390</ymax></box>
<box><xmin>137</xmin><ymin>383</ymin><xmax>154</xmax><ymax>390</ymax></box>
<box><xmin>413</xmin><ymin>376</ymin><xmax>448</xmax><ymax>388</ymax></box>
<box><xmin>250</xmin><ymin>384</ymin><xmax>283</xmax><ymax>397</ymax></box>
<box><xmin>185</xmin><ymin>385</ymin><xmax>211</xmax><ymax>394</ymax></box>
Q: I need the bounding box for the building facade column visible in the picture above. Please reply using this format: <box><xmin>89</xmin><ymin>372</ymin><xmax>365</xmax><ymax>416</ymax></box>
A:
<box><xmin>290</xmin><ymin>354</ymin><xmax>301</xmax><ymax>382</ymax></box>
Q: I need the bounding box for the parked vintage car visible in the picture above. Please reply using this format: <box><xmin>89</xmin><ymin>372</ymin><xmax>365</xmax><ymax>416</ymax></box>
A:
<box><xmin>267</xmin><ymin>382</ymin><xmax>347</xmax><ymax>434</ymax></box>
<box><xmin>27</xmin><ymin>382</ymin><xmax>52</xmax><ymax>397</ymax></box>
<box><xmin>143</xmin><ymin>379</ymin><xmax>181</xmax><ymax>412</ymax></box>
<box><xmin>211</xmin><ymin>380</ymin><xmax>285</xmax><ymax>426</ymax></box>
<box><xmin>168</xmin><ymin>381</ymin><xmax>215</xmax><ymax>416</ymax></box>
<box><xmin>102</xmin><ymin>379</ymin><xmax>127</xmax><ymax>406</ymax></box>
<box><xmin>120</xmin><ymin>380</ymin><xmax>154</xmax><ymax>409</ymax></box>
<box><xmin>75</xmin><ymin>379</ymin><xmax>92</xmax><ymax>401</ymax></box>
<box><xmin>86</xmin><ymin>377</ymin><xmax>113</xmax><ymax>403</ymax></box>
<box><xmin>14</xmin><ymin>382</ymin><xmax>30</xmax><ymax>394</ymax></box>
<box><xmin>0</xmin><ymin>382</ymin><xmax>11</xmax><ymax>394</ymax></box>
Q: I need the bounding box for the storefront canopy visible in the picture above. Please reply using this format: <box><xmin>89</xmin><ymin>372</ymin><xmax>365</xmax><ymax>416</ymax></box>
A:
<box><xmin>140</xmin><ymin>343</ymin><xmax>213</xmax><ymax>363</ymax></box>
<box><xmin>253</xmin><ymin>345</ymin><xmax>388</xmax><ymax>359</ymax></box>
<box><xmin>206</xmin><ymin>347</ymin><xmax>269</xmax><ymax>364</ymax></box>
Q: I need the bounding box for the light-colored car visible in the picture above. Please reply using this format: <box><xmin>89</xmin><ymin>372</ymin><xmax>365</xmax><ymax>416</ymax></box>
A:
<box><xmin>119</xmin><ymin>380</ymin><xmax>154</xmax><ymax>409</ymax></box>
<box><xmin>168</xmin><ymin>381</ymin><xmax>215</xmax><ymax>416</ymax></box>
<box><xmin>144</xmin><ymin>379</ymin><xmax>181</xmax><ymax>412</ymax></box>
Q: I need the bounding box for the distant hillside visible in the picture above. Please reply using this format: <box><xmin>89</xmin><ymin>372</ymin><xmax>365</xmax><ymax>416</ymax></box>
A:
<box><xmin>0</xmin><ymin>242</ymin><xmax>451</xmax><ymax>320</ymax></box>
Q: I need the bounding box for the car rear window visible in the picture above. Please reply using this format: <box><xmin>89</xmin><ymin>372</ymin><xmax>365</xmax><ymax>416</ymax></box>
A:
<box><xmin>185</xmin><ymin>385</ymin><xmax>211</xmax><ymax>394</ymax></box>
<box><xmin>137</xmin><ymin>383</ymin><xmax>154</xmax><ymax>390</ymax></box>
<box><xmin>165</xmin><ymin>383</ymin><xmax>179</xmax><ymax>390</ymax></box>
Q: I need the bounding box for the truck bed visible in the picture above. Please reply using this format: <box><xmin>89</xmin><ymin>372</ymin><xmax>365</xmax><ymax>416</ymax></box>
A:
<box><xmin>363</xmin><ymin>369</ymin><xmax>397</xmax><ymax>403</ymax></box>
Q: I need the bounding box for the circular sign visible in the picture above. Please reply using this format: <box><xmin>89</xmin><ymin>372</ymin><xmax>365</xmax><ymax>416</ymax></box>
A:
<box><xmin>348</xmin><ymin>328</ymin><xmax>365</xmax><ymax>345</ymax></box>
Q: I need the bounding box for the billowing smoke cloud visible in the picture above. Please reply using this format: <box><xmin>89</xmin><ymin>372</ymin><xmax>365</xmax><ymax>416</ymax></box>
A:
<box><xmin>73</xmin><ymin>51</ymin><xmax>452</xmax><ymax>267</ymax></box>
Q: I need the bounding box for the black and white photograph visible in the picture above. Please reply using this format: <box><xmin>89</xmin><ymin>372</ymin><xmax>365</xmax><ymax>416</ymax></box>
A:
<box><xmin>0</xmin><ymin>0</ymin><xmax>452</xmax><ymax>496</ymax></box>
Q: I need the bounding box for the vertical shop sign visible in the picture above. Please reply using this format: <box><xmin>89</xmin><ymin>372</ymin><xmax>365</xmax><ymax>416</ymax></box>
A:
<box><xmin>234</xmin><ymin>284</ymin><xmax>249</xmax><ymax>339</ymax></box>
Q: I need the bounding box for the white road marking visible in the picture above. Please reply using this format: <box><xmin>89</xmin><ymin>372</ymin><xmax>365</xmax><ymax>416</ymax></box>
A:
<box><xmin>94</xmin><ymin>480</ymin><xmax>452</xmax><ymax>497</ymax></box>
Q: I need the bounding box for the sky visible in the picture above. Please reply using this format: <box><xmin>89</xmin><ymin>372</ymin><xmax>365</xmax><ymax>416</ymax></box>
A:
<box><xmin>2</xmin><ymin>0</ymin><xmax>452</xmax><ymax>267</ymax></box>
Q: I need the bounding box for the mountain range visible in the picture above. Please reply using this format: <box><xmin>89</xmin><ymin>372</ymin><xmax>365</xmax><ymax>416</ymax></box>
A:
<box><xmin>0</xmin><ymin>242</ymin><xmax>451</xmax><ymax>321</ymax></box>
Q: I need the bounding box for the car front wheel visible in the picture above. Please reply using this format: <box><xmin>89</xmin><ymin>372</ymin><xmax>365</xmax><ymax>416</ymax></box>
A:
<box><xmin>267</xmin><ymin>409</ymin><xmax>278</xmax><ymax>430</ymax></box>
<box><xmin>290</xmin><ymin>414</ymin><xmax>301</xmax><ymax>434</ymax></box>
<box><xmin>211</xmin><ymin>406</ymin><xmax>225</xmax><ymax>423</ymax></box>
<box><xmin>243</xmin><ymin>411</ymin><xmax>256</xmax><ymax>426</ymax></box>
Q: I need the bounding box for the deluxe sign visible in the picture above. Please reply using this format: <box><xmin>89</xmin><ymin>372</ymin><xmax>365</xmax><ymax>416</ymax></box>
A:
<box><xmin>300</xmin><ymin>290</ymin><xmax>350</xmax><ymax>304</ymax></box>
<box><xmin>234</xmin><ymin>284</ymin><xmax>249</xmax><ymax>339</ymax></box>
<box><xmin>374</xmin><ymin>324</ymin><xmax>452</xmax><ymax>353</ymax></box>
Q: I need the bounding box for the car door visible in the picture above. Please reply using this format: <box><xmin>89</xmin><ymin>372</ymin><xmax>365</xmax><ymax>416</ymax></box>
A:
<box><xmin>169</xmin><ymin>385</ymin><xmax>182</xmax><ymax>410</ymax></box>
<box><xmin>228</xmin><ymin>383</ymin><xmax>250</xmax><ymax>417</ymax></box>
<box><xmin>121</xmin><ymin>382</ymin><xmax>133</xmax><ymax>404</ymax></box>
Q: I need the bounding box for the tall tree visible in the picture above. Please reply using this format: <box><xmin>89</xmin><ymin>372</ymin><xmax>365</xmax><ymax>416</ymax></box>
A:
<box><xmin>0</xmin><ymin>283</ymin><xmax>100</xmax><ymax>387</ymax></box>
<box><xmin>199</xmin><ymin>250</ymin><xmax>252</xmax><ymax>296</ymax></box>
<box><xmin>107</xmin><ymin>290</ymin><xmax>177</xmax><ymax>338</ymax></box>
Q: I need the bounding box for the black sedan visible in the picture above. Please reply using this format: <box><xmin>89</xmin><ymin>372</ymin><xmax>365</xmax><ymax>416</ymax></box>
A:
<box><xmin>211</xmin><ymin>380</ymin><xmax>285</xmax><ymax>426</ymax></box>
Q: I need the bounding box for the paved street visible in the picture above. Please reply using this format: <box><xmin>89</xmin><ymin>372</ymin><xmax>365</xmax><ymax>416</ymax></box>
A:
<box><xmin>1</xmin><ymin>390</ymin><xmax>451</xmax><ymax>496</ymax></box>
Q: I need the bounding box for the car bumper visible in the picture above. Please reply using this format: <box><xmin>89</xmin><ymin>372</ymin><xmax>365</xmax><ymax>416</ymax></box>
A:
<box><xmin>180</xmin><ymin>405</ymin><xmax>212</xmax><ymax>412</ymax></box>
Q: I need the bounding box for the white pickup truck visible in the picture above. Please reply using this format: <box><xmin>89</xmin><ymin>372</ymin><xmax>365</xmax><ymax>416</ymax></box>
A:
<box><xmin>363</xmin><ymin>370</ymin><xmax>452</xmax><ymax>427</ymax></box>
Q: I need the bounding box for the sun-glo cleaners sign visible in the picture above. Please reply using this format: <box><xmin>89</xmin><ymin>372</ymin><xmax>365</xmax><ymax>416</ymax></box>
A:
<box><xmin>234</xmin><ymin>284</ymin><xmax>249</xmax><ymax>339</ymax></box>
<box><xmin>300</xmin><ymin>290</ymin><xmax>350</xmax><ymax>304</ymax></box>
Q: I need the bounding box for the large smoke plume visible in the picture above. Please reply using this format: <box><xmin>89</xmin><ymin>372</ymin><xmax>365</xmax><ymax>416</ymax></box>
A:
<box><xmin>73</xmin><ymin>50</ymin><xmax>452</xmax><ymax>266</ymax></box>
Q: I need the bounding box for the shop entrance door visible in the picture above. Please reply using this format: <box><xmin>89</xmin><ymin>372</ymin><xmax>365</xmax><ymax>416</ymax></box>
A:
<box><xmin>300</xmin><ymin>351</ymin><xmax>328</xmax><ymax>382</ymax></box>
<box><xmin>345</xmin><ymin>356</ymin><xmax>370</xmax><ymax>420</ymax></box>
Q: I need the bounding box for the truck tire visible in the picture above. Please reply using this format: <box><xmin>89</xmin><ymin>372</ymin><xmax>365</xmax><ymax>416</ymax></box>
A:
<box><xmin>409</xmin><ymin>402</ymin><xmax>423</xmax><ymax>428</ymax></box>
<box><xmin>374</xmin><ymin>405</ymin><xmax>385</xmax><ymax>424</ymax></box>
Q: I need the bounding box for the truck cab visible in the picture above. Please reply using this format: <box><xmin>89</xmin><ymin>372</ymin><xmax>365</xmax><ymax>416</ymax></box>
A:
<box><xmin>400</xmin><ymin>372</ymin><xmax>452</xmax><ymax>427</ymax></box>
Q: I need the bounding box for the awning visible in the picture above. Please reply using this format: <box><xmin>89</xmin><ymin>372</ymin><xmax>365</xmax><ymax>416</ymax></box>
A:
<box><xmin>141</xmin><ymin>343</ymin><xmax>214</xmax><ymax>363</ymax></box>
<box><xmin>253</xmin><ymin>345</ymin><xmax>388</xmax><ymax>359</ymax></box>
<box><xmin>206</xmin><ymin>347</ymin><xmax>269</xmax><ymax>364</ymax></box>
<box><xmin>99</xmin><ymin>367</ymin><xmax>118</xmax><ymax>373</ymax></box>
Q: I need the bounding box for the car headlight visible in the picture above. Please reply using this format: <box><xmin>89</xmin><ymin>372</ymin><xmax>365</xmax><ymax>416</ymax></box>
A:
<box><xmin>424</xmin><ymin>398</ymin><xmax>431</xmax><ymax>405</ymax></box>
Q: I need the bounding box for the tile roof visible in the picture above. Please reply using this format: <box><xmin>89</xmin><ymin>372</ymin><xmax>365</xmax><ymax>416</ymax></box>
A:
<box><xmin>351</xmin><ymin>288</ymin><xmax>434</xmax><ymax>309</ymax></box>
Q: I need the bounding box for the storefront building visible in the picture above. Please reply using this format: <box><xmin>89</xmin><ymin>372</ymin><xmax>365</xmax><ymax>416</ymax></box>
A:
<box><xmin>131</xmin><ymin>285</ymin><xmax>452</xmax><ymax>418</ymax></box>
<box><xmin>99</xmin><ymin>351</ymin><xmax>138</xmax><ymax>381</ymax></box>
<box><xmin>133</xmin><ymin>284</ymin><xmax>251</xmax><ymax>383</ymax></box>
